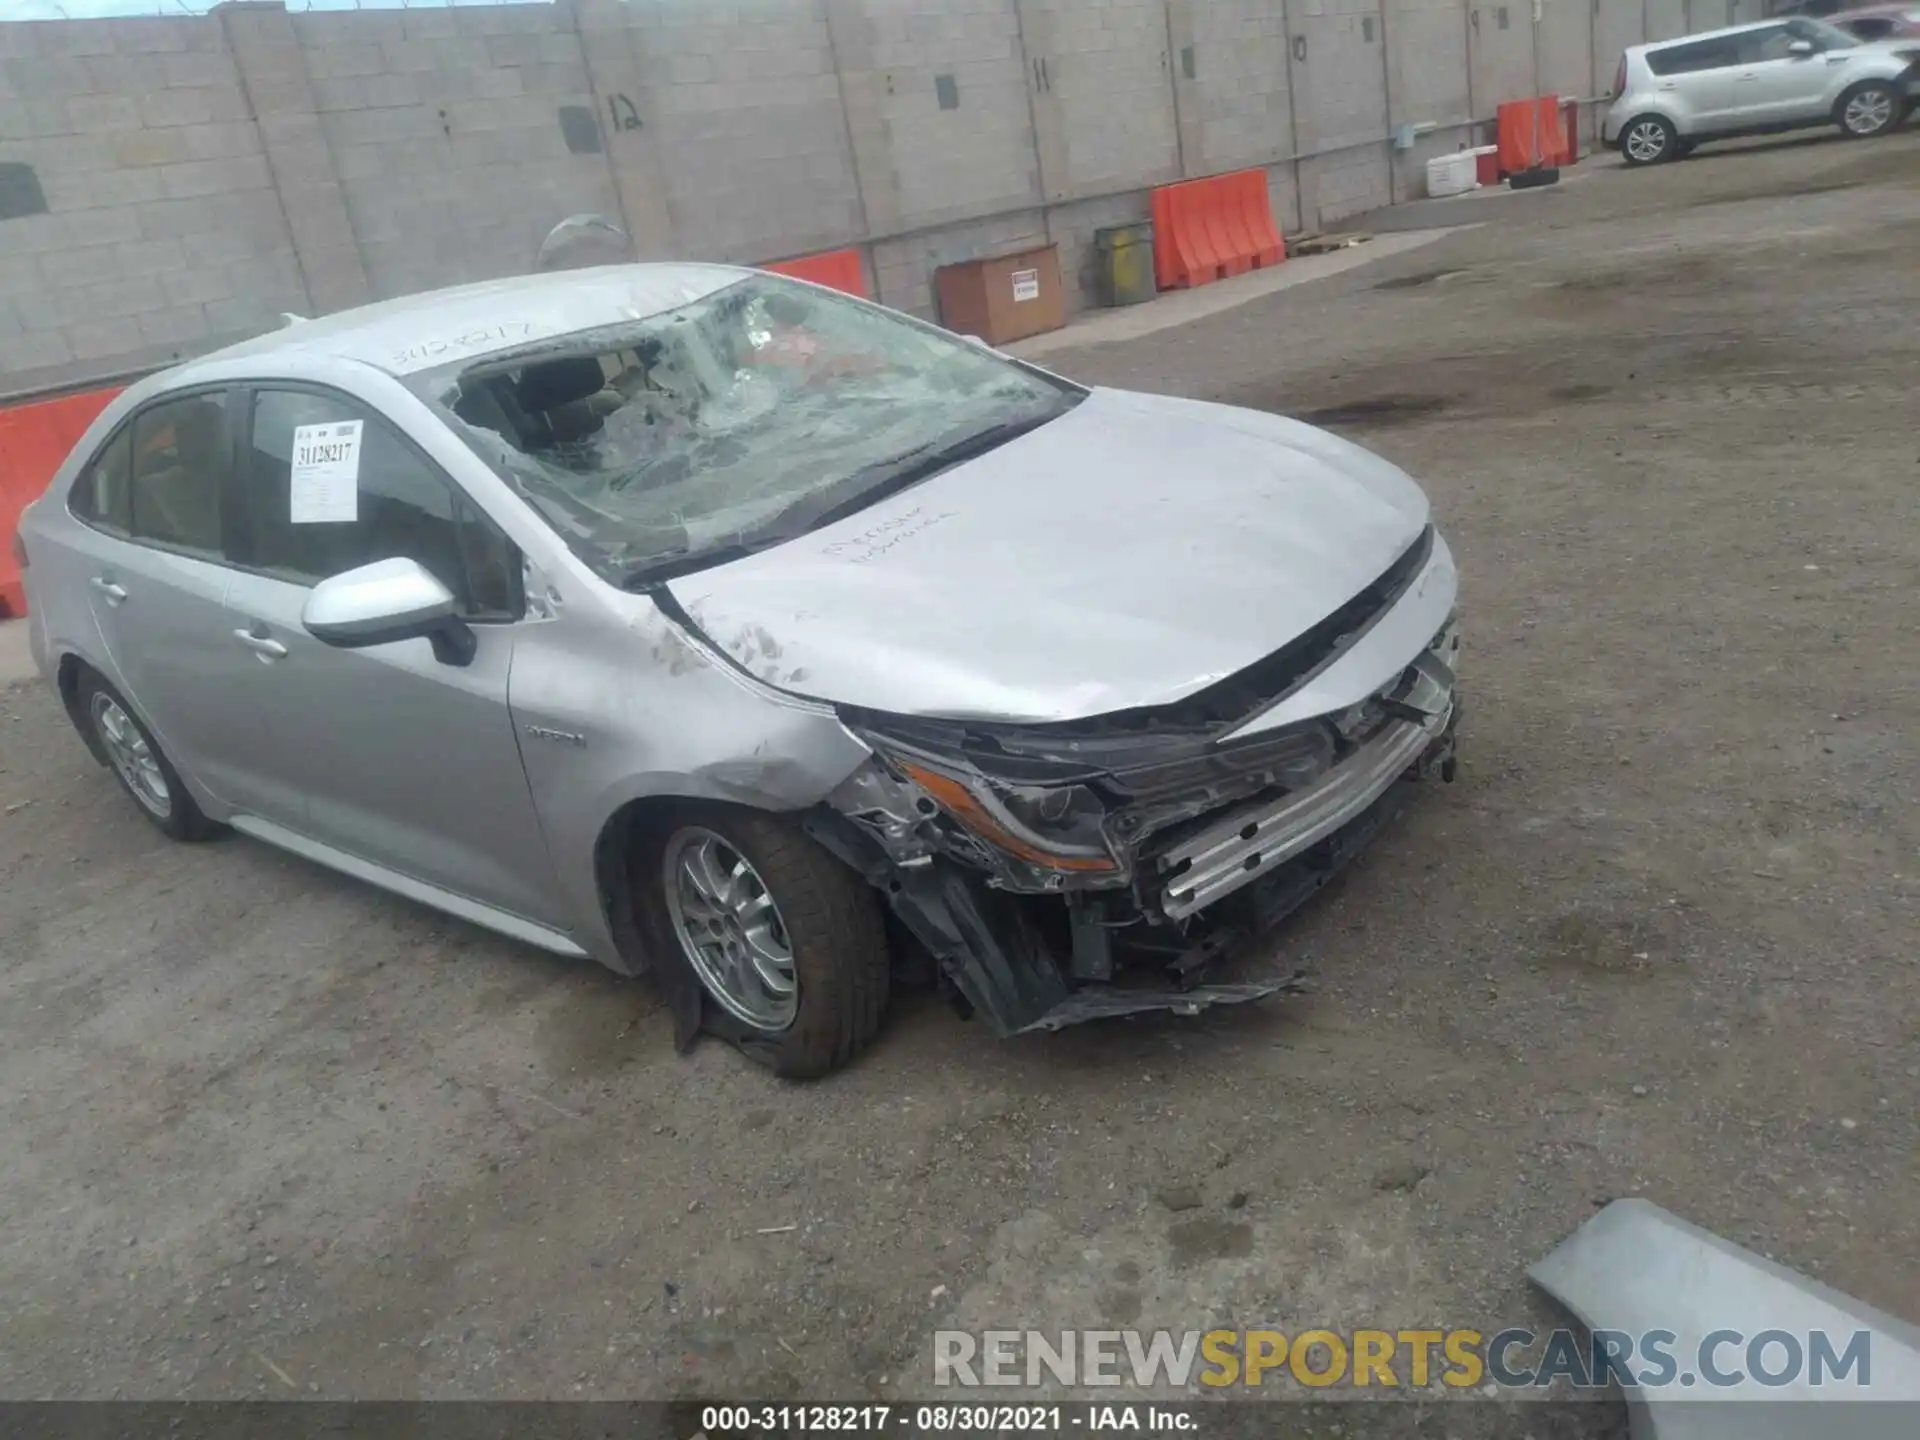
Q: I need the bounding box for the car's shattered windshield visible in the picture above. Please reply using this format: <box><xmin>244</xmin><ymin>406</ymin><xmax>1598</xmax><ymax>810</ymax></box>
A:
<box><xmin>408</xmin><ymin>275</ymin><xmax>1080</xmax><ymax>584</ymax></box>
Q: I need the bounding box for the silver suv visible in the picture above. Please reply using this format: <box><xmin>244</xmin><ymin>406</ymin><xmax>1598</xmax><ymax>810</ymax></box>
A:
<box><xmin>17</xmin><ymin>266</ymin><xmax>1460</xmax><ymax>1077</ymax></box>
<box><xmin>1603</xmin><ymin>17</ymin><xmax>1917</xmax><ymax>164</ymax></box>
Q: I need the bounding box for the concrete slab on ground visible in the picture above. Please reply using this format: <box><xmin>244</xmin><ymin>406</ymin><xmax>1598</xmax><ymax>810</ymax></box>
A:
<box><xmin>1009</xmin><ymin>229</ymin><xmax>1457</xmax><ymax>359</ymax></box>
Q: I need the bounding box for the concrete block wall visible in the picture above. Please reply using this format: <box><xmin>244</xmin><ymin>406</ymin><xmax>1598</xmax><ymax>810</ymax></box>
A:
<box><xmin>0</xmin><ymin>15</ymin><xmax>306</xmax><ymax>391</ymax></box>
<box><xmin>601</xmin><ymin>0</ymin><xmax>864</xmax><ymax>263</ymax></box>
<box><xmin>3</xmin><ymin>0</ymin><xmax>1699</xmax><ymax>392</ymax></box>
<box><xmin>855</xmin><ymin>0</ymin><xmax>1042</xmax><ymax>232</ymax></box>
<box><xmin>1175</xmin><ymin>0</ymin><xmax>1298</xmax><ymax>175</ymax></box>
<box><xmin>293</xmin><ymin>6</ymin><xmax>622</xmax><ymax>296</ymax></box>
<box><xmin>1025</xmin><ymin>0</ymin><xmax>1182</xmax><ymax>201</ymax></box>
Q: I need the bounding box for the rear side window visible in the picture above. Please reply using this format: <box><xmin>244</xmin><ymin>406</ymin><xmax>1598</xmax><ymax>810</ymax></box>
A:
<box><xmin>239</xmin><ymin>388</ymin><xmax>518</xmax><ymax>619</ymax></box>
<box><xmin>72</xmin><ymin>429</ymin><xmax>132</xmax><ymax>534</ymax></box>
<box><xmin>129</xmin><ymin>392</ymin><xmax>229</xmax><ymax>559</ymax></box>
<box><xmin>1646</xmin><ymin>37</ymin><xmax>1742</xmax><ymax>73</ymax></box>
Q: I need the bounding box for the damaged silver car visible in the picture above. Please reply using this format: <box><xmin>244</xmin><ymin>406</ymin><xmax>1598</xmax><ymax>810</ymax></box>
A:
<box><xmin>18</xmin><ymin>264</ymin><xmax>1459</xmax><ymax>1077</ymax></box>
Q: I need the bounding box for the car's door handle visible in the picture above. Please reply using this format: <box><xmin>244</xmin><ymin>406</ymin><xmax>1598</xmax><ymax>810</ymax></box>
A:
<box><xmin>232</xmin><ymin>628</ymin><xmax>289</xmax><ymax>661</ymax></box>
<box><xmin>89</xmin><ymin>576</ymin><xmax>128</xmax><ymax>605</ymax></box>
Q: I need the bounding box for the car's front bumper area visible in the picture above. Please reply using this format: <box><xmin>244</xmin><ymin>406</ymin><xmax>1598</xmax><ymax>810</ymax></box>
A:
<box><xmin>811</xmin><ymin>626</ymin><xmax>1461</xmax><ymax>1038</ymax></box>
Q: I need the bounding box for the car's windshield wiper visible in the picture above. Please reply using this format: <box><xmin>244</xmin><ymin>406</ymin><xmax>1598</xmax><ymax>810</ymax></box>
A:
<box><xmin>615</xmin><ymin>540</ymin><xmax>768</xmax><ymax>589</ymax></box>
<box><xmin>770</xmin><ymin>409</ymin><xmax>1064</xmax><ymax>540</ymax></box>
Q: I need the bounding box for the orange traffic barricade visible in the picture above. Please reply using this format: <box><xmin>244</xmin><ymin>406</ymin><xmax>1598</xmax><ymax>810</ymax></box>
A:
<box><xmin>1150</xmin><ymin>169</ymin><xmax>1284</xmax><ymax>292</ymax></box>
<box><xmin>761</xmin><ymin>247</ymin><xmax>869</xmax><ymax>299</ymax></box>
<box><xmin>0</xmin><ymin>387</ymin><xmax>122</xmax><ymax>618</ymax></box>
<box><xmin>1498</xmin><ymin>96</ymin><xmax>1568</xmax><ymax>176</ymax></box>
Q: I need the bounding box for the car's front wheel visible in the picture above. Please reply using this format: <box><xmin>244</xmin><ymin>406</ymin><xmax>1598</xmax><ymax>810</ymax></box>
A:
<box><xmin>1836</xmin><ymin>82</ymin><xmax>1904</xmax><ymax>139</ymax></box>
<box><xmin>76</xmin><ymin>669</ymin><xmax>220</xmax><ymax>842</ymax></box>
<box><xmin>657</xmin><ymin>810</ymin><xmax>890</xmax><ymax>1078</ymax></box>
<box><xmin>1620</xmin><ymin>114</ymin><xmax>1677</xmax><ymax>166</ymax></box>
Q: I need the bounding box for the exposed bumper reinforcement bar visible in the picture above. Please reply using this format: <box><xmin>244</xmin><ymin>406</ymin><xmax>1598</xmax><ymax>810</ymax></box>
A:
<box><xmin>1157</xmin><ymin>701</ymin><xmax>1455</xmax><ymax>920</ymax></box>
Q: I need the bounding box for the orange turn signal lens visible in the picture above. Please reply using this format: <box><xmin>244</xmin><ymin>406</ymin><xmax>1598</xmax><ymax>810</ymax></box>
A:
<box><xmin>899</xmin><ymin>761</ymin><xmax>1118</xmax><ymax>873</ymax></box>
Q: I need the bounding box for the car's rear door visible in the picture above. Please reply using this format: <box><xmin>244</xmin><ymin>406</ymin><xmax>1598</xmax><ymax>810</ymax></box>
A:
<box><xmin>1650</xmin><ymin>35</ymin><xmax>1750</xmax><ymax>130</ymax></box>
<box><xmin>215</xmin><ymin>382</ymin><xmax>569</xmax><ymax>928</ymax></box>
<box><xmin>66</xmin><ymin>388</ymin><xmax>260</xmax><ymax>808</ymax></box>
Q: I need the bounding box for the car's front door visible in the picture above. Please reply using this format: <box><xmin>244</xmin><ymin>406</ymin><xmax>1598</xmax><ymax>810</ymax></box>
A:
<box><xmin>1727</xmin><ymin>23</ymin><xmax>1843</xmax><ymax>124</ymax></box>
<box><xmin>216</xmin><ymin>383</ymin><xmax>570</xmax><ymax>930</ymax></box>
<box><xmin>66</xmin><ymin>389</ymin><xmax>260</xmax><ymax>808</ymax></box>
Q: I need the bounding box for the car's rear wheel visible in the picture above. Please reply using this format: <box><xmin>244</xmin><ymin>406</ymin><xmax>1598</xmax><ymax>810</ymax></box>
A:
<box><xmin>658</xmin><ymin>810</ymin><xmax>889</xmax><ymax>1078</ymax></box>
<box><xmin>1620</xmin><ymin>114</ymin><xmax>1677</xmax><ymax>166</ymax></box>
<box><xmin>77</xmin><ymin>670</ymin><xmax>219</xmax><ymax>841</ymax></box>
<box><xmin>1836</xmin><ymin>82</ymin><xmax>1903</xmax><ymax>139</ymax></box>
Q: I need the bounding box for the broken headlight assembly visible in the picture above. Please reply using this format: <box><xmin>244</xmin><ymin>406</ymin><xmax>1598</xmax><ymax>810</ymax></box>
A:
<box><xmin>842</xmin><ymin>715</ymin><xmax>1343</xmax><ymax>889</ymax></box>
<box><xmin>865</xmin><ymin>740</ymin><xmax>1121</xmax><ymax>879</ymax></box>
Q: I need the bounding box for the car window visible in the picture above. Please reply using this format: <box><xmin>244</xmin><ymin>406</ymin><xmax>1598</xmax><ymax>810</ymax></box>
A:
<box><xmin>1787</xmin><ymin>15</ymin><xmax>1862</xmax><ymax>43</ymax></box>
<box><xmin>1739</xmin><ymin>23</ymin><xmax>1794</xmax><ymax>58</ymax></box>
<box><xmin>129</xmin><ymin>392</ymin><xmax>229</xmax><ymax>559</ymax></box>
<box><xmin>71</xmin><ymin>428</ymin><xmax>132</xmax><ymax>535</ymax></box>
<box><xmin>1841</xmin><ymin>15</ymin><xmax>1892</xmax><ymax>35</ymax></box>
<box><xmin>240</xmin><ymin>388</ymin><xmax>518</xmax><ymax>619</ymax></box>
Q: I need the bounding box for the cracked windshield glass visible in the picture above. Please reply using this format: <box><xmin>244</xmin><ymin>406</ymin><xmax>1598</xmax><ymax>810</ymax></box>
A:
<box><xmin>414</xmin><ymin>276</ymin><xmax>1077</xmax><ymax>583</ymax></box>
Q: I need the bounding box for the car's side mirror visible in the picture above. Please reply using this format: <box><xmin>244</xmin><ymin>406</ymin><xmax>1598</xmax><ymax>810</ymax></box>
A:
<box><xmin>1787</xmin><ymin>38</ymin><xmax>1815</xmax><ymax>55</ymax></box>
<box><xmin>303</xmin><ymin>557</ymin><xmax>477</xmax><ymax>667</ymax></box>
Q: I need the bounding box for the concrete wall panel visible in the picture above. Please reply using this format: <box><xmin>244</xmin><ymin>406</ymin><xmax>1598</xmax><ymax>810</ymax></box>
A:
<box><xmin>1534</xmin><ymin>0</ymin><xmax>1593</xmax><ymax>104</ymax></box>
<box><xmin>1024</xmin><ymin>0</ymin><xmax>1182</xmax><ymax>201</ymax></box>
<box><xmin>1288</xmin><ymin>0</ymin><xmax>1393</xmax><ymax>155</ymax></box>
<box><xmin>1593</xmin><ymin>0</ymin><xmax>1648</xmax><ymax>94</ymax></box>
<box><xmin>1646</xmin><ymin>0</ymin><xmax>1691</xmax><ymax>42</ymax></box>
<box><xmin>1387</xmin><ymin>0</ymin><xmax>1472</xmax><ymax>128</ymax></box>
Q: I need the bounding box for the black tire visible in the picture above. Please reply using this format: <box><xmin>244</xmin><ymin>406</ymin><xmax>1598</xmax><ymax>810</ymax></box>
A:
<box><xmin>1835</xmin><ymin>81</ymin><xmax>1904</xmax><ymax>140</ymax></box>
<box><xmin>75</xmin><ymin>669</ymin><xmax>220</xmax><ymax>842</ymax></box>
<box><xmin>651</xmin><ymin>807</ymin><xmax>889</xmax><ymax>1079</ymax></box>
<box><xmin>1619</xmin><ymin>114</ymin><xmax>1677</xmax><ymax>167</ymax></box>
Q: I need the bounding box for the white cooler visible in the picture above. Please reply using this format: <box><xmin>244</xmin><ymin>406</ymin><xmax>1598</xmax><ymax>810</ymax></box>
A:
<box><xmin>1425</xmin><ymin>151</ymin><xmax>1479</xmax><ymax>199</ymax></box>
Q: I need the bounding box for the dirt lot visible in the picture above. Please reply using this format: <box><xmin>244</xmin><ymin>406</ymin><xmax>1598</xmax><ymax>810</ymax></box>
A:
<box><xmin>3</xmin><ymin>132</ymin><xmax>1917</xmax><ymax>1422</ymax></box>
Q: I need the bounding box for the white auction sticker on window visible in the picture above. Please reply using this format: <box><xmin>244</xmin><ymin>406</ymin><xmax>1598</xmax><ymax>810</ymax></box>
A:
<box><xmin>1011</xmin><ymin>268</ymin><xmax>1040</xmax><ymax>303</ymax></box>
<box><xmin>289</xmin><ymin>420</ymin><xmax>363</xmax><ymax>524</ymax></box>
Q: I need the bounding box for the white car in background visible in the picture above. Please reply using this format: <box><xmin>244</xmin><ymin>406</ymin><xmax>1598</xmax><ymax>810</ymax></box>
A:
<box><xmin>1603</xmin><ymin>16</ymin><xmax>1919</xmax><ymax>164</ymax></box>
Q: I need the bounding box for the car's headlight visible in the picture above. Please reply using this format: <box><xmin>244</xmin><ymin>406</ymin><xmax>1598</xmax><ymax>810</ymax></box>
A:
<box><xmin>857</xmin><ymin>737</ymin><xmax>1120</xmax><ymax>875</ymax></box>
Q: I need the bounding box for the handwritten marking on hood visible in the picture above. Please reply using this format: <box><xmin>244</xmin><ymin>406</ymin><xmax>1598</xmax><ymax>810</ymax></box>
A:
<box><xmin>818</xmin><ymin>505</ymin><xmax>958</xmax><ymax>565</ymax></box>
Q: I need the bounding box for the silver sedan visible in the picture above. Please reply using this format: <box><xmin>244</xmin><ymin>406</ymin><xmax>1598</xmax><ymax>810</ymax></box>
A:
<box><xmin>18</xmin><ymin>264</ymin><xmax>1459</xmax><ymax>1077</ymax></box>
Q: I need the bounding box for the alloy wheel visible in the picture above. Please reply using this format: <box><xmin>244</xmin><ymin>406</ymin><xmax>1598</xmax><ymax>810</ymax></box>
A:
<box><xmin>1842</xmin><ymin>89</ymin><xmax>1893</xmax><ymax>136</ymax></box>
<box><xmin>92</xmin><ymin>694</ymin><xmax>172</xmax><ymax>819</ymax></box>
<box><xmin>1625</xmin><ymin>120</ymin><xmax>1668</xmax><ymax>164</ymax></box>
<box><xmin>663</xmin><ymin>827</ymin><xmax>798</xmax><ymax>1031</ymax></box>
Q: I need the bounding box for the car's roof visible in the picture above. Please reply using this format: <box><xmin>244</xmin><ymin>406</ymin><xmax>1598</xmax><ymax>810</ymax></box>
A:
<box><xmin>180</xmin><ymin>262</ymin><xmax>754</xmax><ymax>383</ymax></box>
<box><xmin>1636</xmin><ymin>18</ymin><xmax>1800</xmax><ymax>46</ymax></box>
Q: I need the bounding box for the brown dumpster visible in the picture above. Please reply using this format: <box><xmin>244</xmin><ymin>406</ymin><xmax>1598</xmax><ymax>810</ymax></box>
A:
<box><xmin>933</xmin><ymin>243</ymin><xmax>1065</xmax><ymax>346</ymax></box>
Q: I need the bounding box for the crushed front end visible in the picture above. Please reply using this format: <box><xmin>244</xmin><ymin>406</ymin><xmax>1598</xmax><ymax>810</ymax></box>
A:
<box><xmin>808</xmin><ymin>526</ymin><xmax>1462</xmax><ymax>1037</ymax></box>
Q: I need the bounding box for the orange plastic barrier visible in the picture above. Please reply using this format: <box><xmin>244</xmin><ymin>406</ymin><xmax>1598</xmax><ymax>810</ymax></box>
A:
<box><xmin>0</xmin><ymin>387</ymin><xmax>122</xmax><ymax>618</ymax></box>
<box><xmin>761</xmin><ymin>247</ymin><xmax>869</xmax><ymax>298</ymax></box>
<box><xmin>1498</xmin><ymin>97</ymin><xmax>1569</xmax><ymax>175</ymax></box>
<box><xmin>1150</xmin><ymin>168</ymin><xmax>1284</xmax><ymax>292</ymax></box>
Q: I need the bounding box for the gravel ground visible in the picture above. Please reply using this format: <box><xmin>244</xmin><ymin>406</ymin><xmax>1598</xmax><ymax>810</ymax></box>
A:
<box><xmin>2</xmin><ymin>132</ymin><xmax>1916</xmax><ymax>1427</ymax></box>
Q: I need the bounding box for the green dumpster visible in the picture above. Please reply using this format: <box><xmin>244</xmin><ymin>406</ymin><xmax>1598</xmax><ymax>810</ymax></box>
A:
<box><xmin>1093</xmin><ymin>222</ymin><xmax>1156</xmax><ymax>308</ymax></box>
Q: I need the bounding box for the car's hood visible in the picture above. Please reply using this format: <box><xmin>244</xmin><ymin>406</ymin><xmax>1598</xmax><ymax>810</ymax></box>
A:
<box><xmin>666</xmin><ymin>387</ymin><xmax>1432</xmax><ymax>723</ymax></box>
